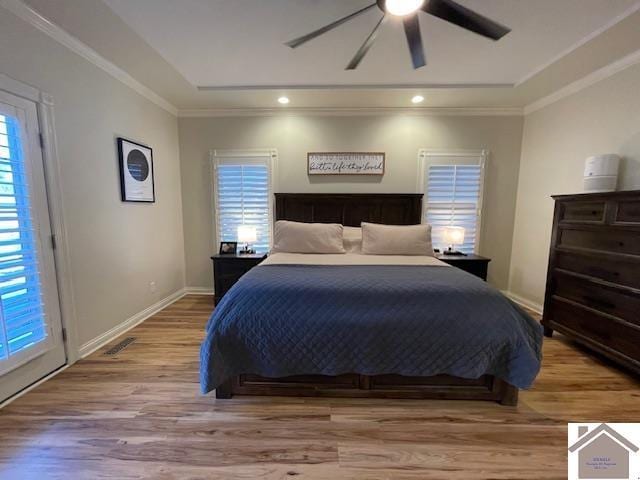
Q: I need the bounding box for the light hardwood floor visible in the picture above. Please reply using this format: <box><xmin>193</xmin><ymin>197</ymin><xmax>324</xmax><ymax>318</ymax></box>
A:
<box><xmin>0</xmin><ymin>295</ymin><xmax>639</xmax><ymax>479</ymax></box>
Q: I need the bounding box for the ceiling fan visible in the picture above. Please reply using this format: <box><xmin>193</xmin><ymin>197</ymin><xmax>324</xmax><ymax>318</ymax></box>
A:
<box><xmin>285</xmin><ymin>0</ymin><xmax>511</xmax><ymax>70</ymax></box>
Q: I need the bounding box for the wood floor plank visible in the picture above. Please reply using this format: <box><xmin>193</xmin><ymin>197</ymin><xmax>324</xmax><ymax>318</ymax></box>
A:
<box><xmin>0</xmin><ymin>294</ymin><xmax>638</xmax><ymax>479</ymax></box>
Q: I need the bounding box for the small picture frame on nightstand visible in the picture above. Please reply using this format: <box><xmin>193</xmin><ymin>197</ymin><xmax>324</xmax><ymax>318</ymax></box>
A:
<box><xmin>219</xmin><ymin>241</ymin><xmax>237</xmax><ymax>255</ymax></box>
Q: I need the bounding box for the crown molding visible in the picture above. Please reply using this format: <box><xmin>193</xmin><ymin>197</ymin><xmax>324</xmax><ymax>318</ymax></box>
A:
<box><xmin>515</xmin><ymin>2</ymin><xmax>640</xmax><ymax>87</ymax></box>
<box><xmin>524</xmin><ymin>48</ymin><xmax>640</xmax><ymax>115</ymax></box>
<box><xmin>0</xmin><ymin>0</ymin><xmax>178</xmax><ymax>116</ymax></box>
<box><xmin>178</xmin><ymin>106</ymin><xmax>523</xmax><ymax>118</ymax></box>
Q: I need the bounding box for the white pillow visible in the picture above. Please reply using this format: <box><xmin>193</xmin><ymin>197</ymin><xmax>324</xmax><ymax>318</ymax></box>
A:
<box><xmin>343</xmin><ymin>226</ymin><xmax>362</xmax><ymax>253</ymax></box>
<box><xmin>272</xmin><ymin>220</ymin><xmax>345</xmax><ymax>254</ymax></box>
<box><xmin>361</xmin><ymin>222</ymin><xmax>434</xmax><ymax>256</ymax></box>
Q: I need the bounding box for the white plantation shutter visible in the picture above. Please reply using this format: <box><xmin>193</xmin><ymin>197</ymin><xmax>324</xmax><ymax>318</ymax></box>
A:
<box><xmin>420</xmin><ymin>150</ymin><xmax>486</xmax><ymax>254</ymax></box>
<box><xmin>212</xmin><ymin>150</ymin><xmax>275</xmax><ymax>254</ymax></box>
<box><xmin>0</xmin><ymin>112</ymin><xmax>48</xmax><ymax>368</ymax></box>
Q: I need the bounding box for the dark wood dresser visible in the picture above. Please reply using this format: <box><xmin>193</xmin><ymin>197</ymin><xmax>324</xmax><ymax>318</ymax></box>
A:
<box><xmin>542</xmin><ymin>190</ymin><xmax>640</xmax><ymax>374</ymax></box>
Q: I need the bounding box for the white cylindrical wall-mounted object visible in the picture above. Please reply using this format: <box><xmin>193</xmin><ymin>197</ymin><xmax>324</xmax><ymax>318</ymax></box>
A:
<box><xmin>584</xmin><ymin>154</ymin><xmax>620</xmax><ymax>193</ymax></box>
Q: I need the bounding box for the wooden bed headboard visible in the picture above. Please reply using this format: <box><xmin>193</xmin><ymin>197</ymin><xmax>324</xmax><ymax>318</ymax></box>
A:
<box><xmin>274</xmin><ymin>193</ymin><xmax>423</xmax><ymax>226</ymax></box>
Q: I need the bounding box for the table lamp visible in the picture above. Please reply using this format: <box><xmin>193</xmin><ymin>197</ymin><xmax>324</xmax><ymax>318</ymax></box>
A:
<box><xmin>237</xmin><ymin>225</ymin><xmax>257</xmax><ymax>254</ymax></box>
<box><xmin>442</xmin><ymin>226</ymin><xmax>466</xmax><ymax>256</ymax></box>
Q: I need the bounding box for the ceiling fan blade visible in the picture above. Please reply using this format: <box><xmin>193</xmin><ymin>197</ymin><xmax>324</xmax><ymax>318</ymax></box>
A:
<box><xmin>346</xmin><ymin>14</ymin><xmax>386</xmax><ymax>70</ymax></box>
<box><xmin>285</xmin><ymin>2</ymin><xmax>378</xmax><ymax>48</ymax></box>
<box><xmin>403</xmin><ymin>14</ymin><xmax>426</xmax><ymax>69</ymax></box>
<box><xmin>422</xmin><ymin>0</ymin><xmax>511</xmax><ymax>40</ymax></box>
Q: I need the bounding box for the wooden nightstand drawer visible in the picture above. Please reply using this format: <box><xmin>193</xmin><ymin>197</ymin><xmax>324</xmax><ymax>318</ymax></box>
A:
<box><xmin>435</xmin><ymin>254</ymin><xmax>490</xmax><ymax>281</ymax></box>
<box><xmin>212</xmin><ymin>254</ymin><xmax>266</xmax><ymax>305</ymax></box>
<box><xmin>216</xmin><ymin>261</ymin><xmax>252</xmax><ymax>278</ymax></box>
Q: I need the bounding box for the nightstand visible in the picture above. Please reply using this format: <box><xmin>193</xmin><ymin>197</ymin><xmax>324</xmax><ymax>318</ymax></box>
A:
<box><xmin>435</xmin><ymin>253</ymin><xmax>491</xmax><ymax>281</ymax></box>
<box><xmin>211</xmin><ymin>254</ymin><xmax>266</xmax><ymax>305</ymax></box>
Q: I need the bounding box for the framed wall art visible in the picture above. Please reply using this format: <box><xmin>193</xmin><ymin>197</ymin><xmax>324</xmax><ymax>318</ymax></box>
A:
<box><xmin>117</xmin><ymin>137</ymin><xmax>155</xmax><ymax>202</ymax></box>
<box><xmin>307</xmin><ymin>152</ymin><xmax>385</xmax><ymax>175</ymax></box>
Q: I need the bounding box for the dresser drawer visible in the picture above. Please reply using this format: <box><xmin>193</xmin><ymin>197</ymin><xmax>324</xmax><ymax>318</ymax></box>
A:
<box><xmin>553</xmin><ymin>271</ymin><xmax>640</xmax><ymax>327</ymax></box>
<box><xmin>559</xmin><ymin>200</ymin><xmax>606</xmax><ymax>223</ymax></box>
<box><xmin>548</xmin><ymin>298</ymin><xmax>640</xmax><ymax>361</ymax></box>
<box><xmin>555</xmin><ymin>251</ymin><xmax>640</xmax><ymax>290</ymax></box>
<box><xmin>558</xmin><ymin>228</ymin><xmax>640</xmax><ymax>256</ymax></box>
<box><xmin>615</xmin><ymin>199</ymin><xmax>640</xmax><ymax>224</ymax></box>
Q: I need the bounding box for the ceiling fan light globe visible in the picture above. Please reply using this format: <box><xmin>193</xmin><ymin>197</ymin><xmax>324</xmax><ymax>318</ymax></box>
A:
<box><xmin>385</xmin><ymin>0</ymin><xmax>425</xmax><ymax>16</ymax></box>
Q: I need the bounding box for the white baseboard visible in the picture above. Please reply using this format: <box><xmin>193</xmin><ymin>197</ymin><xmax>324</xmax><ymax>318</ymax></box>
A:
<box><xmin>78</xmin><ymin>288</ymin><xmax>186</xmax><ymax>358</ymax></box>
<box><xmin>184</xmin><ymin>287</ymin><xmax>214</xmax><ymax>295</ymax></box>
<box><xmin>502</xmin><ymin>290</ymin><xmax>543</xmax><ymax>315</ymax></box>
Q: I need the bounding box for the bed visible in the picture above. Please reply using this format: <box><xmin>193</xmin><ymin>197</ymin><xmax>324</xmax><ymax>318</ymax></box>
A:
<box><xmin>200</xmin><ymin>193</ymin><xmax>543</xmax><ymax>405</ymax></box>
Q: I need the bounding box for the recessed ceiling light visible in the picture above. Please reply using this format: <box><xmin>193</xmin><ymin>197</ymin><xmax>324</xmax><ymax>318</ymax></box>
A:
<box><xmin>411</xmin><ymin>95</ymin><xmax>424</xmax><ymax>104</ymax></box>
<box><xmin>385</xmin><ymin>0</ymin><xmax>425</xmax><ymax>17</ymax></box>
<box><xmin>278</xmin><ymin>96</ymin><xmax>290</xmax><ymax>105</ymax></box>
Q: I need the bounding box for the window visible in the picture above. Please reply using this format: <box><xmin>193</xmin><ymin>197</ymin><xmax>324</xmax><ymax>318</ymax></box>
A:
<box><xmin>419</xmin><ymin>150</ymin><xmax>486</xmax><ymax>254</ymax></box>
<box><xmin>0</xmin><ymin>112</ymin><xmax>47</xmax><ymax>365</ymax></box>
<box><xmin>212</xmin><ymin>150</ymin><xmax>276</xmax><ymax>254</ymax></box>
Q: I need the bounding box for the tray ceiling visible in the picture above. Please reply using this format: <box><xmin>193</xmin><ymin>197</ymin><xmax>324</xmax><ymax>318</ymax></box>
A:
<box><xmin>103</xmin><ymin>0</ymin><xmax>637</xmax><ymax>88</ymax></box>
<box><xmin>16</xmin><ymin>0</ymin><xmax>640</xmax><ymax>110</ymax></box>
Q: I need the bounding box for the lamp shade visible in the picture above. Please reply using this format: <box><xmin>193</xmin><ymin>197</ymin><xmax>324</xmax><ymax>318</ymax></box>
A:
<box><xmin>237</xmin><ymin>225</ymin><xmax>257</xmax><ymax>243</ymax></box>
<box><xmin>443</xmin><ymin>226</ymin><xmax>465</xmax><ymax>246</ymax></box>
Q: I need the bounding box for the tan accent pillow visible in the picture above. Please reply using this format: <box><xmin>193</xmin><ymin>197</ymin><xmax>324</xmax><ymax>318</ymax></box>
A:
<box><xmin>343</xmin><ymin>226</ymin><xmax>362</xmax><ymax>253</ymax></box>
<box><xmin>361</xmin><ymin>222</ymin><xmax>434</xmax><ymax>256</ymax></box>
<box><xmin>272</xmin><ymin>220</ymin><xmax>345</xmax><ymax>254</ymax></box>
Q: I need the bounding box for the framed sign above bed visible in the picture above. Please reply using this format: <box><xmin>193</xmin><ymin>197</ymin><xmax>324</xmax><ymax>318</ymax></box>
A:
<box><xmin>307</xmin><ymin>152</ymin><xmax>384</xmax><ymax>175</ymax></box>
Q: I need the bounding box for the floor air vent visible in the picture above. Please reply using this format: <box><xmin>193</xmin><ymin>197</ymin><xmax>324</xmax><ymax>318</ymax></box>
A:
<box><xmin>104</xmin><ymin>337</ymin><xmax>136</xmax><ymax>355</ymax></box>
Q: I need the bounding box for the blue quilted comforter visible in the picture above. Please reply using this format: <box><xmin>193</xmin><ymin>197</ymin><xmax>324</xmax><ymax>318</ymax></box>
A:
<box><xmin>200</xmin><ymin>264</ymin><xmax>543</xmax><ymax>393</ymax></box>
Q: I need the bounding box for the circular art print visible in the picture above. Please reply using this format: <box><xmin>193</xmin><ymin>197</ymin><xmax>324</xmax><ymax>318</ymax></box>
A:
<box><xmin>127</xmin><ymin>149</ymin><xmax>150</xmax><ymax>182</ymax></box>
<box><xmin>117</xmin><ymin>138</ymin><xmax>155</xmax><ymax>202</ymax></box>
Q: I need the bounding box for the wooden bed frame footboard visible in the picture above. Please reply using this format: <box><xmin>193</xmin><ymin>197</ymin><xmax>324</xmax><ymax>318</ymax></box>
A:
<box><xmin>215</xmin><ymin>373</ymin><xmax>519</xmax><ymax>406</ymax></box>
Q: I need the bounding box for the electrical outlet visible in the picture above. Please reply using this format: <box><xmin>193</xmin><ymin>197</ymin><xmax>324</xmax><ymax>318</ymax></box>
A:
<box><xmin>149</xmin><ymin>281</ymin><xmax>157</xmax><ymax>293</ymax></box>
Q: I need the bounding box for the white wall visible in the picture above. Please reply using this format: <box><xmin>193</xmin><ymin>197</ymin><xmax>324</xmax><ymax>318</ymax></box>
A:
<box><xmin>509</xmin><ymin>63</ymin><xmax>640</xmax><ymax>307</ymax></box>
<box><xmin>179</xmin><ymin>114</ymin><xmax>524</xmax><ymax>291</ymax></box>
<box><xmin>0</xmin><ymin>10</ymin><xmax>185</xmax><ymax>347</ymax></box>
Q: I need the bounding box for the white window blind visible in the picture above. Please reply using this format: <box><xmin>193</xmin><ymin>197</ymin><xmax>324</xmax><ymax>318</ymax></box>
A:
<box><xmin>212</xmin><ymin>151</ymin><xmax>275</xmax><ymax>254</ymax></box>
<box><xmin>0</xmin><ymin>113</ymin><xmax>47</xmax><ymax>363</ymax></box>
<box><xmin>421</xmin><ymin>150</ymin><xmax>486</xmax><ymax>254</ymax></box>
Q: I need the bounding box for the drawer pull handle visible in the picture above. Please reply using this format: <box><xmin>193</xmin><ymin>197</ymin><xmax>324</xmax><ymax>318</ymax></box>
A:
<box><xmin>591</xmin><ymin>211</ymin><xmax>598</xmax><ymax>215</ymax></box>
<box><xmin>619</xmin><ymin>241</ymin><xmax>625</xmax><ymax>247</ymax></box>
